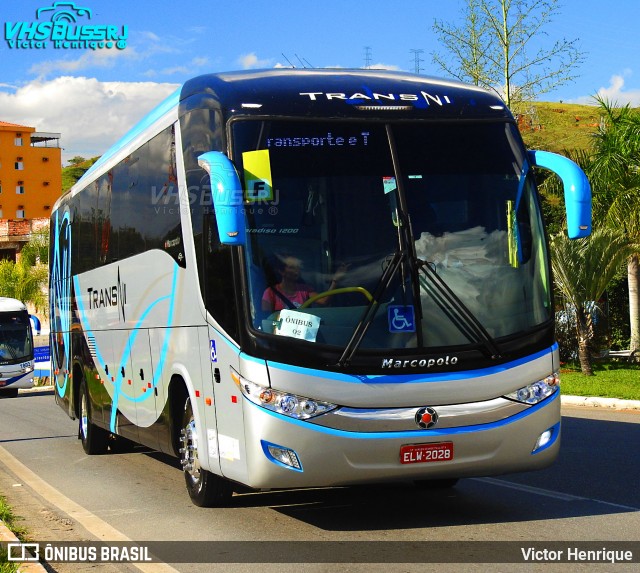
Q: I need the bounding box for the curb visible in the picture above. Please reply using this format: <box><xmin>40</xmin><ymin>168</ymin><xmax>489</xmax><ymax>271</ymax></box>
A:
<box><xmin>561</xmin><ymin>395</ymin><xmax>640</xmax><ymax>410</ymax></box>
<box><xmin>0</xmin><ymin>520</ymin><xmax>48</xmax><ymax>572</ymax></box>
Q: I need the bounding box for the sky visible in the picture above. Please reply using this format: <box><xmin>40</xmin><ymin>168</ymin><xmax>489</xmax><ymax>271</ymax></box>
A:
<box><xmin>1</xmin><ymin>0</ymin><xmax>639</xmax><ymax>164</ymax></box>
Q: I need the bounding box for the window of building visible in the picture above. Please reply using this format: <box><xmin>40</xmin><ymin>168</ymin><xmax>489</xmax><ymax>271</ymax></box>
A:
<box><xmin>16</xmin><ymin>185</ymin><xmax>25</xmax><ymax>194</ymax></box>
<box><xmin>15</xmin><ymin>137</ymin><xmax>23</xmax><ymax>146</ymax></box>
<box><xmin>15</xmin><ymin>161</ymin><xmax>24</xmax><ymax>170</ymax></box>
<box><xmin>16</xmin><ymin>209</ymin><xmax>25</xmax><ymax>219</ymax></box>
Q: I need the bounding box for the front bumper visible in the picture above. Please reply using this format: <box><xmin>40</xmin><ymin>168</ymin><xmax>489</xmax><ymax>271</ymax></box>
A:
<box><xmin>238</xmin><ymin>390</ymin><xmax>561</xmax><ymax>489</ymax></box>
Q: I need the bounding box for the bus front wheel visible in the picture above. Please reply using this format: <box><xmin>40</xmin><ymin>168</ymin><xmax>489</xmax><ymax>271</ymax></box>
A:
<box><xmin>79</xmin><ymin>379</ymin><xmax>109</xmax><ymax>455</ymax></box>
<box><xmin>414</xmin><ymin>478</ymin><xmax>459</xmax><ymax>490</ymax></box>
<box><xmin>180</xmin><ymin>396</ymin><xmax>233</xmax><ymax>507</ymax></box>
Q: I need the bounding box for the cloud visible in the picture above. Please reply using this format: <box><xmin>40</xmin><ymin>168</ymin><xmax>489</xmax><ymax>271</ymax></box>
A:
<box><xmin>0</xmin><ymin>77</ymin><xmax>179</xmax><ymax>163</ymax></box>
<box><xmin>28</xmin><ymin>46</ymin><xmax>138</xmax><ymax>77</ymax></box>
<box><xmin>573</xmin><ymin>71</ymin><xmax>640</xmax><ymax>106</ymax></box>
<box><xmin>142</xmin><ymin>56</ymin><xmax>210</xmax><ymax>78</ymax></box>
<box><xmin>238</xmin><ymin>52</ymin><xmax>272</xmax><ymax>69</ymax></box>
<box><xmin>369</xmin><ymin>63</ymin><xmax>401</xmax><ymax>71</ymax></box>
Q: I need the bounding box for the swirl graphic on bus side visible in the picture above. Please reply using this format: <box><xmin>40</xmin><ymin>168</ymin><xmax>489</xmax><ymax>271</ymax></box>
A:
<box><xmin>50</xmin><ymin>209</ymin><xmax>72</xmax><ymax>398</ymax></box>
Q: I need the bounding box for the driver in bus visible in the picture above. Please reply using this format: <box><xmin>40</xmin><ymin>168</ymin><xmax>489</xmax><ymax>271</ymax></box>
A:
<box><xmin>261</xmin><ymin>255</ymin><xmax>348</xmax><ymax>313</ymax></box>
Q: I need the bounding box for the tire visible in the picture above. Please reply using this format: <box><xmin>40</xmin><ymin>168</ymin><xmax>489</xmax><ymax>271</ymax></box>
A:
<box><xmin>180</xmin><ymin>396</ymin><xmax>233</xmax><ymax>507</ymax></box>
<box><xmin>414</xmin><ymin>478</ymin><xmax>460</xmax><ymax>490</ymax></box>
<box><xmin>79</xmin><ymin>379</ymin><xmax>109</xmax><ymax>455</ymax></box>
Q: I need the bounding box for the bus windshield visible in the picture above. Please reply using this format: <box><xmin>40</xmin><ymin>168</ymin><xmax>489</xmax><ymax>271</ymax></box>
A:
<box><xmin>233</xmin><ymin>119</ymin><xmax>551</xmax><ymax>353</ymax></box>
<box><xmin>0</xmin><ymin>311</ymin><xmax>33</xmax><ymax>363</ymax></box>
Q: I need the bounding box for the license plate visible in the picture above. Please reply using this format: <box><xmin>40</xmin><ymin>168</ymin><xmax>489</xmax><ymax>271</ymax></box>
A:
<box><xmin>400</xmin><ymin>442</ymin><xmax>454</xmax><ymax>464</ymax></box>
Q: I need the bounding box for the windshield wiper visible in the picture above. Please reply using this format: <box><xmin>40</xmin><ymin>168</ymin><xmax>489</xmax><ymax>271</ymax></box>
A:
<box><xmin>336</xmin><ymin>124</ymin><xmax>422</xmax><ymax>368</ymax></box>
<box><xmin>417</xmin><ymin>259</ymin><xmax>502</xmax><ymax>360</ymax></box>
<box><xmin>335</xmin><ymin>249</ymin><xmax>404</xmax><ymax>368</ymax></box>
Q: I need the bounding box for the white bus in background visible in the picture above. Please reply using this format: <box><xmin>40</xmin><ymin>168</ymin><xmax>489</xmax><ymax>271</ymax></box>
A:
<box><xmin>50</xmin><ymin>69</ymin><xmax>591</xmax><ymax>506</ymax></box>
<box><xmin>0</xmin><ymin>297</ymin><xmax>35</xmax><ymax>398</ymax></box>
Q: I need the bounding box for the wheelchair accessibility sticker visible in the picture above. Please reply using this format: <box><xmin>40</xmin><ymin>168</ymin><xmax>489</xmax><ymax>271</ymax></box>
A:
<box><xmin>388</xmin><ymin>305</ymin><xmax>416</xmax><ymax>333</ymax></box>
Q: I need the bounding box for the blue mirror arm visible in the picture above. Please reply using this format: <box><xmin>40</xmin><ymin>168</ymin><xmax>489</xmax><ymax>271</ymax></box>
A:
<box><xmin>528</xmin><ymin>150</ymin><xmax>592</xmax><ymax>239</ymax></box>
<box><xmin>198</xmin><ymin>151</ymin><xmax>246</xmax><ymax>246</ymax></box>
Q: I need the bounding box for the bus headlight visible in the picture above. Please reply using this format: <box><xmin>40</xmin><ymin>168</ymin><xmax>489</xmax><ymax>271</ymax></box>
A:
<box><xmin>504</xmin><ymin>373</ymin><xmax>559</xmax><ymax>405</ymax></box>
<box><xmin>231</xmin><ymin>368</ymin><xmax>337</xmax><ymax>420</ymax></box>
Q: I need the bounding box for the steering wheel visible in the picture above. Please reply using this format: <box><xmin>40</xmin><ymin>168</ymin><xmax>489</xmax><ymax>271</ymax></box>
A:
<box><xmin>300</xmin><ymin>286</ymin><xmax>373</xmax><ymax>308</ymax></box>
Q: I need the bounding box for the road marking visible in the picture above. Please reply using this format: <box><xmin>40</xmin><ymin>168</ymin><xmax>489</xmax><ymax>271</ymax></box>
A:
<box><xmin>0</xmin><ymin>444</ymin><xmax>179</xmax><ymax>572</ymax></box>
<box><xmin>474</xmin><ymin>477</ymin><xmax>640</xmax><ymax>511</ymax></box>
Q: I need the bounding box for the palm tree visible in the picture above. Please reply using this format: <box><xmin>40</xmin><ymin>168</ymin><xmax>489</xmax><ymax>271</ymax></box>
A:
<box><xmin>590</xmin><ymin>96</ymin><xmax>640</xmax><ymax>353</ymax></box>
<box><xmin>0</xmin><ymin>259</ymin><xmax>48</xmax><ymax>315</ymax></box>
<box><xmin>0</xmin><ymin>229</ymin><xmax>49</xmax><ymax>315</ymax></box>
<box><xmin>550</xmin><ymin>229</ymin><xmax>633</xmax><ymax>375</ymax></box>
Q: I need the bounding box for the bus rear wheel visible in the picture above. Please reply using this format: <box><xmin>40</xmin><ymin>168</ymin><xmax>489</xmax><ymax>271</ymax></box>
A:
<box><xmin>79</xmin><ymin>379</ymin><xmax>109</xmax><ymax>455</ymax></box>
<box><xmin>180</xmin><ymin>396</ymin><xmax>233</xmax><ymax>507</ymax></box>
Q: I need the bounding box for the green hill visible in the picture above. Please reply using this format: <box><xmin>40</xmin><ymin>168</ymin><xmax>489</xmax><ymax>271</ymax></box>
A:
<box><xmin>61</xmin><ymin>157</ymin><xmax>99</xmax><ymax>193</ymax></box>
<box><xmin>518</xmin><ymin>101</ymin><xmax>601</xmax><ymax>155</ymax></box>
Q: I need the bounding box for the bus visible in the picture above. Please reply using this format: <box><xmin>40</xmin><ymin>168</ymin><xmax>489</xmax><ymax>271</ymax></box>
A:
<box><xmin>50</xmin><ymin>69</ymin><xmax>591</xmax><ymax>506</ymax></box>
<box><xmin>0</xmin><ymin>297</ymin><xmax>35</xmax><ymax>398</ymax></box>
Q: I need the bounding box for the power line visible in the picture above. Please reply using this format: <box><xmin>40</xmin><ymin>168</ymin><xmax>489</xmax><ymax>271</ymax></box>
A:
<box><xmin>410</xmin><ymin>49</ymin><xmax>424</xmax><ymax>74</ymax></box>
<box><xmin>363</xmin><ymin>46</ymin><xmax>372</xmax><ymax>69</ymax></box>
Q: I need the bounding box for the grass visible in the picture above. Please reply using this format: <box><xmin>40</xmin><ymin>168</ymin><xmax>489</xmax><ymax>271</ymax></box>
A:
<box><xmin>0</xmin><ymin>495</ymin><xmax>28</xmax><ymax>572</ymax></box>
<box><xmin>518</xmin><ymin>101</ymin><xmax>600</xmax><ymax>155</ymax></box>
<box><xmin>61</xmin><ymin>156</ymin><xmax>99</xmax><ymax>192</ymax></box>
<box><xmin>560</xmin><ymin>360</ymin><xmax>640</xmax><ymax>400</ymax></box>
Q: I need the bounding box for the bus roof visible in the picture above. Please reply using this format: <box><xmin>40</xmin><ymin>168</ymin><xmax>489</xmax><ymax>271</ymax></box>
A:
<box><xmin>179</xmin><ymin>68</ymin><xmax>509</xmax><ymax>120</ymax></box>
<box><xmin>0</xmin><ymin>297</ymin><xmax>28</xmax><ymax>313</ymax></box>
<box><xmin>70</xmin><ymin>69</ymin><xmax>511</xmax><ymax>201</ymax></box>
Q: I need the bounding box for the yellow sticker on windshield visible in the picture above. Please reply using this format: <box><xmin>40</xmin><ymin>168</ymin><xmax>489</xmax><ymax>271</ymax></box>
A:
<box><xmin>243</xmin><ymin>149</ymin><xmax>273</xmax><ymax>202</ymax></box>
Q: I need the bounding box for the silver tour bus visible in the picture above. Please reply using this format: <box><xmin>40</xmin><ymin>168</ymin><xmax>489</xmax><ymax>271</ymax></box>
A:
<box><xmin>50</xmin><ymin>70</ymin><xmax>591</xmax><ymax>506</ymax></box>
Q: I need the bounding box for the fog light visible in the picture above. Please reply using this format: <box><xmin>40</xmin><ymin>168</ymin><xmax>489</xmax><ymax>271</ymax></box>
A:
<box><xmin>261</xmin><ymin>440</ymin><xmax>303</xmax><ymax>472</ymax></box>
<box><xmin>532</xmin><ymin>424</ymin><xmax>559</xmax><ymax>454</ymax></box>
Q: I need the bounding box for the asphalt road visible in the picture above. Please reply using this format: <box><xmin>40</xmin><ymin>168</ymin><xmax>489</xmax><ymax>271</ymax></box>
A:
<box><xmin>1</xmin><ymin>390</ymin><xmax>639</xmax><ymax>572</ymax></box>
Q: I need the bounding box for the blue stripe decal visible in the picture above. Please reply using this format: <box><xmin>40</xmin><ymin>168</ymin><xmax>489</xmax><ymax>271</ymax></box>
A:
<box><xmin>266</xmin><ymin>343</ymin><xmax>558</xmax><ymax>384</ymax></box>
<box><xmin>108</xmin><ymin>266</ymin><xmax>178</xmax><ymax>432</ymax></box>
<box><xmin>245</xmin><ymin>389</ymin><xmax>560</xmax><ymax>439</ymax></box>
<box><xmin>52</xmin><ymin>210</ymin><xmax>72</xmax><ymax>398</ymax></box>
<box><xmin>1</xmin><ymin>371</ymin><xmax>33</xmax><ymax>386</ymax></box>
<box><xmin>73</xmin><ymin>265</ymin><xmax>179</xmax><ymax>433</ymax></box>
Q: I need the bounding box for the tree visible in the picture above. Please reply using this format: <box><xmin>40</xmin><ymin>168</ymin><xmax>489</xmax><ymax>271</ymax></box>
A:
<box><xmin>68</xmin><ymin>155</ymin><xmax>87</xmax><ymax>165</ymax></box>
<box><xmin>589</xmin><ymin>96</ymin><xmax>640</xmax><ymax>354</ymax></box>
<box><xmin>0</xmin><ymin>231</ymin><xmax>49</xmax><ymax>315</ymax></box>
<box><xmin>432</xmin><ymin>0</ymin><xmax>493</xmax><ymax>87</ymax></box>
<box><xmin>432</xmin><ymin>0</ymin><xmax>585</xmax><ymax>108</ymax></box>
<box><xmin>550</xmin><ymin>229</ymin><xmax>632</xmax><ymax>375</ymax></box>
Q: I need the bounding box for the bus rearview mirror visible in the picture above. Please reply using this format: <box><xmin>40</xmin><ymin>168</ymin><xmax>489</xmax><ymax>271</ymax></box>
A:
<box><xmin>198</xmin><ymin>151</ymin><xmax>246</xmax><ymax>246</ymax></box>
<box><xmin>527</xmin><ymin>150</ymin><xmax>591</xmax><ymax>239</ymax></box>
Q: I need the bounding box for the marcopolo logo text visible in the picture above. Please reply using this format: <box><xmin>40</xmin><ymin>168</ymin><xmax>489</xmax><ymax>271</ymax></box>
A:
<box><xmin>381</xmin><ymin>355</ymin><xmax>459</xmax><ymax>369</ymax></box>
<box><xmin>4</xmin><ymin>2</ymin><xmax>127</xmax><ymax>50</ymax></box>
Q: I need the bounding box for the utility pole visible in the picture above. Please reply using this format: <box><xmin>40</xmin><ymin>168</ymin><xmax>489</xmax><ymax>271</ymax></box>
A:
<box><xmin>410</xmin><ymin>49</ymin><xmax>424</xmax><ymax>74</ymax></box>
<box><xmin>363</xmin><ymin>46</ymin><xmax>372</xmax><ymax>69</ymax></box>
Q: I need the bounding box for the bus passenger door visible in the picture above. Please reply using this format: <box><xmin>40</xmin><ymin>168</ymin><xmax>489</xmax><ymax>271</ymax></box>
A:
<box><xmin>207</xmin><ymin>327</ymin><xmax>249</xmax><ymax>484</ymax></box>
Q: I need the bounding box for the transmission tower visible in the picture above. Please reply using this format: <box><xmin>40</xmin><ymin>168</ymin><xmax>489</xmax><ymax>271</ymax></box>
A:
<box><xmin>410</xmin><ymin>49</ymin><xmax>424</xmax><ymax>74</ymax></box>
<box><xmin>363</xmin><ymin>46</ymin><xmax>372</xmax><ymax>69</ymax></box>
